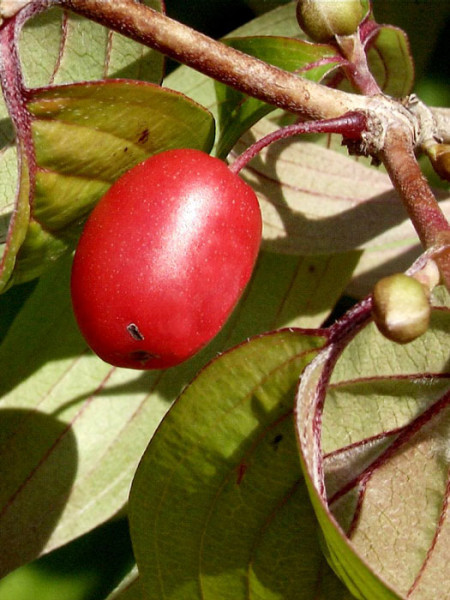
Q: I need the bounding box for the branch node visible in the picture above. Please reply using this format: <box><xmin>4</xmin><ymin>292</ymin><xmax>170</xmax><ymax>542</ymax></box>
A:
<box><xmin>403</xmin><ymin>94</ymin><xmax>441</xmax><ymax>150</ymax></box>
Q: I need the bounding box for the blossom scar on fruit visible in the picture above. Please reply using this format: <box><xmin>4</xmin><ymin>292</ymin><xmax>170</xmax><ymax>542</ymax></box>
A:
<box><xmin>127</xmin><ymin>323</ymin><xmax>145</xmax><ymax>341</ymax></box>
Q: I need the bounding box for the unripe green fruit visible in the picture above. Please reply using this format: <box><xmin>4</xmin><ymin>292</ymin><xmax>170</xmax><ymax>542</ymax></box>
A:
<box><xmin>296</xmin><ymin>0</ymin><xmax>364</xmax><ymax>42</ymax></box>
<box><xmin>372</xmin><ymin>274</ymin><xmax>431</xmax><ymax>344</ymax></box>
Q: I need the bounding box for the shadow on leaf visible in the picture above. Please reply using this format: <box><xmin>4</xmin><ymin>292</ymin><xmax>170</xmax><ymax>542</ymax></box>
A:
<box><xmin>0</xmin><ymin>408</ymin><xmax>78</xmax><ymax>578</ymax></box>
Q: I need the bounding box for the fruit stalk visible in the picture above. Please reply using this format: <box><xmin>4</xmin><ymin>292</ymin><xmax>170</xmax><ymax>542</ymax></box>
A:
<box><xmin>229</xmin><ymin>112</ymin><xmax>367</xmax><ymax>174</ymax></box>
<box><xmin>335</xmin><ymin>33</ymin><xmax>381</xmax><ymax>96</ymax></box>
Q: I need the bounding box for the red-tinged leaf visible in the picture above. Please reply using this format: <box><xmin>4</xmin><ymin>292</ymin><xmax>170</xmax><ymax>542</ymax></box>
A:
<box><xmin>366</xmin><ymin>25</ymin><xmax>415</xmax><ymax>97</ymax></box>
<box><xmin>0</xmin><ymin>0</ymin><xmax>173</xmax><ymax>292</ymax></box>
<box><xmin>295</xmin><ymin>292</ymin><xmax>450</xmax><ymax>599</ymax></box>
<box><xmin>0</xmin><ymin>141</ymin><xmax>32</xmax><ymax>292</ymax></box>
<box><xmin>232</xmin><ymin>118</ymin><xmax>450</xmax><ymax>272</ymax></box>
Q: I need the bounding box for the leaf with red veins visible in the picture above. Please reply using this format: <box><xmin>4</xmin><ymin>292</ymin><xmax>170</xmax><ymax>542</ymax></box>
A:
<box><xmin>358</xmin><ymin>10</ymin><xmax>414</xmax><ymax>97</ymax></box>
<box><xmin>129</xmin><ymin>328</ymin><xmax>342</xmax><ymax>600</ymax></box>
<box><xmin>18</xmin><ymin>1</ymin><xmax>164</xmax><ymax>88</ymax></box>
<box><xmin>296</xmin><ymin>296</ymin><xmax>450</xmax><ymax>599</ymax></box>
<box><xmin>364</xmin><ymin>24</ymin><xmax>415</xmax><ymax>98</ymax></box>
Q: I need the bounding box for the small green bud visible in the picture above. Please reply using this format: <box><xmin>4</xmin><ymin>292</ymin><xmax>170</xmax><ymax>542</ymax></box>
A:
<box><xmin>296</xmin><ymin>0</ymin><xmax>364</xmax><ymax>43</ymax></box>
<box><xmin>426</xmin><ymin>143</ymin><xmax>450</xmax><ymax>183</ymax></box>
<box><xmin>0</xmin><ymin>0</ymin><xmax>32</xmax><ymax>19</ymax></box>
<box><xmin>372</xmin><ymin>274</ymin><xmax>431</xmax><ymax>344</ymax></box>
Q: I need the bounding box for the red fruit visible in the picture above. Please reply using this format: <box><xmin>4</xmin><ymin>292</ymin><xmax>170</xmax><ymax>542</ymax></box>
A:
<box><xmin>71</xmin><ymin>148</ymin><xmax>262</xmax><ymax>370</ymax></box>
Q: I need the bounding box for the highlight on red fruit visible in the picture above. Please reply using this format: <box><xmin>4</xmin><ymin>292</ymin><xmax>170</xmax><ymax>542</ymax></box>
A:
<box><xmin>70</xmin><ymin>148</ymin><xmax>262</xmax><ymax>370</ymax></box>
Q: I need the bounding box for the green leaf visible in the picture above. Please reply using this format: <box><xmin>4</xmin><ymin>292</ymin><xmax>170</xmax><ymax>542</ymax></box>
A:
<box><xmin>129</xmin><ymin>329</ymin><xmax>357</xmax><ymax>600</ymax></box>
<box><xmin>214</xmin><ymin>36</ymin><xmax>341</xmax><ymax>157</ymax></box>
<box><xmin>369</xmin><ymin>1</ymin><xmax>450</xmax><ymax>80</ymax></box>
<box><xmin>231</xmin><ymin>2</ymin><xmax>302</xmax><ymax>39</ymax></box>
<box><xmin>0</xmin><ymin>141</ymin><xmax>32</xmax><ymax>291</ymax></box>
<box><xmin>295</xmin><ymin>296</ymin><xmax>450</xmax><ymax>599</ymax></box>
<box><xmin>106</xmin><ymin>566</ymin><xmax>142</xmax><ymax>600</ymax></box>
<box><xmin>0</xmin><ymin>257</ymin><xmax>169</xmax><ymax>578</ymax></box>
<box><xmin>19</xmin><ymin>2</ymin><xmax>164</xmax><ymax>87</ymax></box>
<box><xmin>0</xmin><ymin>243</ymin><xmax>356</xmax><ymax>576</ymax></box>
<box><xmin>27</xmin><ymin>81</ymin><xmax>215</xmax><ymax>180</ymax></box>
<box><xmin>0</xmin><ymin>81</ymin><xmax>215</xmax><ymax>291</ymax></box>
<box><xmin>367</xmin><ymin>25</ymin><xmax>415</xmax><ymax>98</ymax></box>
<box><xmin>212</xmin><ymin>250</ymin><xmax>361</xmax><ymax>337</ymax></box>
<box><xmin>161</xmin><ymin>1</ymin><xmax>305</xmax><ymax>120</ymax></box>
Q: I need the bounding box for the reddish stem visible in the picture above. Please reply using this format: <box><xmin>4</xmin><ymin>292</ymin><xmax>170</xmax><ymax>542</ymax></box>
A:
<box><xmin>336</xmin><ymin>32</ymin><xmax>381</xmax><ymax>96</ymax></box>
<box><xmin>4</xmin><ymin>0</ymin><xmax>450</xmax><ymax>292</ymax></box>
<box><xmin>229</xmin><ymin>111</ymin><xmax>367</xmax><ymax>174</ymax></box>
<box><xmin>296</xmin><ymin>295</ymin><xmax>374</xmax><ymax>498</ymax></box>
<box><xmin>0</xmin><ymin>0</ymin><xmax>53</xmax><ymax>166</ymax></box>
<box><xmin>0</xmin><ymin>15</ymin><xmax>32</xmax><ymax>149</ymax></box>
<box><xmin>381</xmin><ymin>126</ymin><xmax>450</xmax><ymax>288</ymax></box>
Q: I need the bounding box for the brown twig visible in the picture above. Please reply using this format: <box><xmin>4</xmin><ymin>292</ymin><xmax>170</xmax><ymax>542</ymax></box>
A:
<box><xmin>60</xmin><ymin>0</ymin><xmax>363</xmax><ymax>120</ymax></box>
<box><xmin>431</xmin><ymin>107</ymin><xmax>450</xmax><ymax>144</ymax></box>
<box><xmin>7</xmin><ymin>0</ymin><xmax>450</xmax><ymax>289</ymax></box>
<box><xmin>381</xmin><ymin>124</ymin><xmax>450</xmax><ymax>288</ymax></box>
